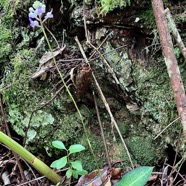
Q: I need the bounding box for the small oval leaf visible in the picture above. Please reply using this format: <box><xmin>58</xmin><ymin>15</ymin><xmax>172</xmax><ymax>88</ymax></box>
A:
<box><xmin>76</xmin><ymin>169</ymin><xmax>88</xmax><ymax>176</ymax></box>
<box><xmin>66</xmin><ymin>168</ymin><xmax>73</xmax><ymax>179</ymax></box>
<box><xmin>52</xmin><ymin>140</ymin><xmax>66</xmax><ymax>150</ymax></box>
<box><xmin>71</xmin><ymin>161</ymin><xmax>83</xmax><ymax>171</ymax></box>
<box><xmin>50</xmin><ymin>156</ymin><xmax>67</xmax><ymax>169</ymax></box>
<box><xmin>69</xmin><ymin>144</ymin><xmax>85</xmax><ymax>154</ymax></box>
<box><xmin>115</xmin><ymin>166</ymin><xmax>153</xmax><ymax>186</ymax></box>
<box><xmin>72</xmin><ymin>170</ymin><xmax>79</xmax><ymax>179</ymax></box>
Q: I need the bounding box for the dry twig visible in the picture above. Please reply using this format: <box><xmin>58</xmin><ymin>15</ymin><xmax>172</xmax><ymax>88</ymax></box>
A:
<box><xmin>23</xmin><ymin>84</ymin><xmax>66</xmax><ymax>146</ymax></box>
<box><xmin>93</xmin><ymin>91</ymin><xmax>111</xmax><ymax>169</ymax></box>
<box><xmin>74</xmin><ymin>36</ymin><xmax>134</xmax><ymax>169</ymax></box>
<box><xmin>164</xmin><ymin>8</ymin><xmax>186</xmax><ymax>60</ymax></box>
<box><xmin>154</xmin><ymin>117</ymin><xmax>180</xmax><ymax>140</ymax></box>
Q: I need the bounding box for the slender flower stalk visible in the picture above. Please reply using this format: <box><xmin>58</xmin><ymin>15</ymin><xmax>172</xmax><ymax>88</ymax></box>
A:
<box><xmin>40</xmin><ymin>21</ymin><xmax>100</xmax><ymax>178</ymax></box>
<box><xmin>28</xmin><ymin>0</ymin><xmax>100</xmax><ymax>179</ymax></box>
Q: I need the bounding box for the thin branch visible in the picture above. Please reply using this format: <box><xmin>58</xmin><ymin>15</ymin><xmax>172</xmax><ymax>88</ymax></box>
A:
<box><xmin>165</xmin><ymin>163</ymin><xmax>186</xmax><ymax>184</ymax></box>
<box><xmin>82</xmin><ymin>6</ymin><xmax>120</xmax><ymax>85</ymax></box>
<box><xmin>164</xmin><ymin>8</ymin><xmax>186</xmax><ymax>60</ymax></box>
<box><xmin>88</xmin><ymin>32</ymin><xmax>113</xmax><ymax>60</ymax></box>
<box><xmin>23</xmin><ymin>84</ymin><xmax>66</xmax><ymax>146</ymax></box>
<box><xmin>169</xmin><ymin>129</ymin><xmax>182</xmax><ymax>180</ymax></box>
<box><xmin>154</xmin><ymin>117</ymin><xmax>180</xmax><ymax>140</ymax></box>
<box><xmin>75</xmin><ymin>36</ymin><xmax>134</xmax><ymax>169</ymax></box>
<box><xmin>93</xmin><ymin>91</ymin><xmax>111</xmax><ymax>169</ymax></box>
<box><xmin>87</xmin><ymin>41</ymin><xmax>120</xmax><ymax>85</ymax></box>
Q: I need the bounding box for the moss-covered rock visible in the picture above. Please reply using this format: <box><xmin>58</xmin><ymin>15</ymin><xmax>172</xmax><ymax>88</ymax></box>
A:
<box><xmin>1</xmin><ymin>0</ymin><xmax>186</xmax><ymax>173</ymax></box>
<box><xmin>109</xmin><ymin>136</ymin><xmax>158</xmax><ymax>167</ymax></box>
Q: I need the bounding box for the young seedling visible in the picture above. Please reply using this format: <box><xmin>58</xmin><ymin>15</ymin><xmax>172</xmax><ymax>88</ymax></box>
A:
<box><xmin>50</xmin><ymin>140</ymin><xmax>88</xmax><ymax>179</ymax></box>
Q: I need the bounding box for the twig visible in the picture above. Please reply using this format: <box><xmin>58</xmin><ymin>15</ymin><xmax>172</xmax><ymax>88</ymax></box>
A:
<box><xmin>22</xmin><ymin>159</ymin><xmax>41</xmax><ymax>186</ymax></box>
<box><xmin>82</xmin><ymin>2</ymin><xmax>119</xmax><ymax>85</ymax></box>
<box><xmin>165</xmin><ymin>163</ymin><xmax>186</xmax><ymax>185</ymax></box>
<box><xmin>161</xmin><ymin>164</ymin><xmax>168</xmax><ymax>186</ymax></box>
<box><xmin>172</xmin><ymin>158</ymin><xmax>185</xmax><ymax>184</ymax></box>
<box><xmin>93</xmin><ymin>91</ymin><xmax>111</xmax><ymax>169</ymax></box>
<box><xmin>23</xmin><ymin>84</ymin><xmax>66</xmax><ymax>146</ymax></box>
<box><xmin>74</xmin><ymin>36</ymin><xmax>134</xmax><ymax>169</ymax></box>
<box><xmin>164</xmin><ymin>8</ymin><xmax>186</xmax><ymax>60</ymax></box>
<box><xmin>88</xmin><ymin>45</ymin><xmax>128</xmax><ymax>62</ymax></box>
<box><xmin>169</xmin><ymin>129</ymin><xmax>182</xmax><ymax>180</ymax></box>
<box><xmin>154</xmin><ymin>117</ymin><xmax>180</xmax><ymax>140</ymax></box>
<box><xmin>87</xmin><ymin>41</ymin><xmax>120</xmax><ymax>85</ymax></box>
<box><xmin>88</xmin><ymin>32</ymin><xmax>113</xmax><ymax>60</ymax></box>
<box><xmin>17</xmin><ymin>169</ymin><xmax>67</xmax><ymax>186</ymax></box>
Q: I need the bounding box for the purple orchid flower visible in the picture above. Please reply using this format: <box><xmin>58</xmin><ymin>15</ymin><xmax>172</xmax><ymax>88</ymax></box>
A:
<box><xmin>37</xmin><ymin>4</ymin><xmax>46</xmax><ymax>15</ymax></box>
<box><xmin>28</xmin><ymin>11</ymin><xmax>37</xmax><ymax>19</ymax></box>
<box><xmin>29</xmin><ymin>18</ymin><xmax>39</xmax><ymax>28</ymax></box>
<box><xmin>44</xmin><ymin>9</ymin><xmax>53</xmax><ymax>19</ymax></box>
<box><xmin>28</xmin><ymin>1</ymin><xmax>53</xmax><ymax>28</ymax></box>
<box><xmin>29</xmin><ymin>7</ymin><xmax>37</xmax><ymax>18</ymax></box>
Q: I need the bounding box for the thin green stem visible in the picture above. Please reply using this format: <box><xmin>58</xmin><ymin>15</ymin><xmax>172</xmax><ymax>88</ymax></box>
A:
<box><xmin>40</xmin><ymin>24</ymin><xmax>100</xmax><ymax>174</ymax></box>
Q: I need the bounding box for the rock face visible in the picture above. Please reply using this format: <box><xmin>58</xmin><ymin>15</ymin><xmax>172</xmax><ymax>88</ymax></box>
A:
<box><xmin>1</xmin><ymin>0</ymin><xmax>186</xmax><ymax>170</ymax></box>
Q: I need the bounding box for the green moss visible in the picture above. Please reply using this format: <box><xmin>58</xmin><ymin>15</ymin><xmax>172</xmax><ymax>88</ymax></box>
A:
<box><xmin>132</xmin><ymin>61</ymin><xmax>174</xmax><ymax>122</ymax></box>
<box><xmin>0</xmin><ymin>2</ymin><xmax>13</xmax><ymax>70</ymax></box>
<box><xmin>72</xmin><ymin>132</ymin><xmax>106</xmax><ymax>171</ymax></box>
<box><xmin>111</xmin><ymin>136</ymin><xmax>157</xmax><ymax>166</ymax></box>
<box><xmin>0</xmin><ymin>26</ymin><xmax>11</xmax><ymax>59</ymax></box>
<box><xmin>140</xmin><ymin>9</ymin><xmax>156</xmax><ymax>29</ymax></box>
<box><xmin>131</xmin><ymin>59</ymin><xmax>183</xmax><ymax>151</ymax></box>
<box><xmin>174</xmin><ymin>14</ymin><xmax>186</xmax><ymax>25</ymax></box>
<box><xmin>1</xmin><ymin>51</ymin><xmax>92</xmax><ymax>152</ymax></box>
<box><xmin>0</xmin><ymin>47</ymin><xmax>92</xmax><ymax>155</ymax></box>
<box><xmin>97</xmin><ymin>0</ymin><xmax>131</xmax><ymax>15</ymax></box>
<box><xmin>127</xmin><ymin>136</ymin><xmax>157</xmax><ymax>165</ymax></box>
<box><xmin>102</xmin><ymin>42</ymin><xmax>133</xmax><ymax>90</ymax></box>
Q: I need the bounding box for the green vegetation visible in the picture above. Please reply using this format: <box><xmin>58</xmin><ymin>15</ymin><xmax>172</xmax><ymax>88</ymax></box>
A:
<box><xmin>110</xmin><ymin>137</ymin><xmax>157</xmax><ymax>167</ymax></box>
<box><xmin>0</xmin><ymin>1</ymin><xmax>12</xmax><ymax>72</ymax></box>
<box><xmin>127</xmin><ymin>137</ymin><xmax>157</xmax><ymax>165</ymax></box>
<box><xmin>0</xmin><ymin>131</ymin><xmax>61</xmax><ymax>184</ymax></box>
<box><xmin>98</xmin><ymin>0</ymin><xmax>131</xmax><ymax>15</ymax></box>
<box><xmin>51</xmin><ymin>141</ymin><xmax>88</xmax><ymax>179</ymax></box>
<box><xmin>115</xmin><ymin>166</ymin><xmax>153</xmax><ymax>186</ymax></box>
<box><xmin>140</xmin><ymin>9</ymin><xmax>156</xmax><ymax>29</ymax></box>
<box><xmin>1</xmin><ymin>0</ymin><xmax>186</xmax><ymax>184</ymax></box>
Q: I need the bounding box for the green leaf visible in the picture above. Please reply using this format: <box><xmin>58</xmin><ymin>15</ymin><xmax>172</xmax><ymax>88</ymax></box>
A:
<box><xmin>50</xmin><ymin>156</ymin><xmax>67</xmax><ymax>169</ymax></box>
<box><xmin>71</xmin><ymin>161</ymin><xmax>82</xmax><ymax>171</ymax></box>
<box><xmin>76</xmin><ymin>169</ymin><xmax>88</xmax><ymax>176</ymax></box>
<box><xmin>72</xmin><ymin>170</ymin><xmax>79</xmax><ymax>179</ymax></box>
<box><xmin>69</xmin><ymin>144</ymin><xmax>85</xmax><ymax>154</ymax></box>
<box><xmin>52</xmin><ymin>141</ymin><xmax>66</xmax><ymax>150</ymax></box>
<box><xmin>115</xmin><ymin>166</ymin><xmax>153</xmax><ymax>186</ymax></box>
<box><xmin>27</xmin><ymin>130</ymin><xmax>37</xmax><ymax>143</ymax></box>
<box><xmin>66</xmin><ymin>168</ymin><xmax>73</xmax><ymax>179</ymax></box>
